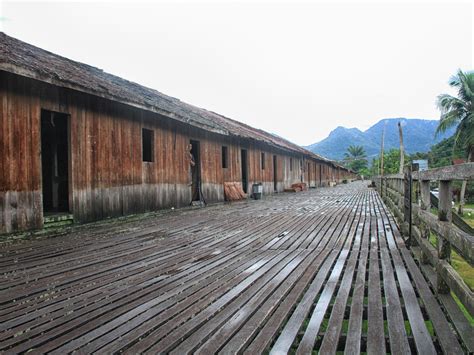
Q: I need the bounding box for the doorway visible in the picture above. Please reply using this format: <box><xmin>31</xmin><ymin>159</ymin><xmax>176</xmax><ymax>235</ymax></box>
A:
<box><xmin>273</xmin><ymin>155</ymin><xmax>277</xmax><ymax>192</ymax></box>
<box><xmin>319</xmin><ymin>166</ymin><xmax>322</xmax><ymax>186</ymax></box>
<box><xmin>190</xmin><ymin>140</ymin><xmax>201</xmax><ymax>201</ymax></box>
<box><xmin>241</xmin><ymin>149</ymin><xmax>248</xmax><ymax>193</ymax></box>
<box><xmin>307</xmin><ymin>162</ymin><xmax>311</xmax><ymax>186</ymax></box>
<box><xmin>41</xmin><ymin>110</ymin><xmax>70</xmax><ymax>213</ymax></box>
<box><xmin>300</xmin><ymin>160</ymin><xmax>303</xmax><ymax>182</ymax></box>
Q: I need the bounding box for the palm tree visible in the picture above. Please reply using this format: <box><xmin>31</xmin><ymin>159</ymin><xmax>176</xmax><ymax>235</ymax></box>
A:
<box><xmin>344</xmin><ymin>145</ymin><xmax>367</xmax><ymax>173</ymax></box>
<box><xmin>436</xmin><ymin>69</ymin><xmax>474</xmax><ymax>214</ymax></box>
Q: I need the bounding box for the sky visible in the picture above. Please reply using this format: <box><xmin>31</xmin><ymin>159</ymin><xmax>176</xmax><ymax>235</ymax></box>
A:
<box><xmin>0</xmin><ymin>1</ymin><xmax>472</xmax><ymax>146</ymax></box>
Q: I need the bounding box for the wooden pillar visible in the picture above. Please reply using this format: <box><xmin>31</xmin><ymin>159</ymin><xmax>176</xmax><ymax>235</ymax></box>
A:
<box><xmin>420</xmin><ymin>180</ymin><xmax>431</xmax><ymax>211</ymax></box>
<box><xmin>419</xmin><ymin>180</ymin><xmax>431</xmax><ymax>263</ymax></box>
<box><xmin>438</xmin><ymin>180</ymin><xmax>452</xmax><ymax>222</ymax></box>
<box><xmin>402</xmin><ymin>166</ymin><xmax>412</xmax><ymax>244</ymax></box>
<box><xmin>437</xmin><ymin>180</ymin><xmax>452</xmax><ymax>293</ymax></box>
<box><xmin>400</xmin><ymin>178</ymin><xmax>404</xmax><ymax>210</ymax></box>
<box><xmin>398</xmin><ymin>178</ymin><xmax>403</xmax><ymax>210</ymax></box>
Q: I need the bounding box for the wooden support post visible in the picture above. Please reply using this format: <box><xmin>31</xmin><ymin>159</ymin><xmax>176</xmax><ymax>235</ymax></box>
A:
<box><xmin>437</xmin><ymin>180</ymin><xmax>452</xmax><ymax>293</ymax></box>
<box><xmin>403</xmin><ymin>166</ymin><xmax>412</xmax><ymax>245</ymax></box>
<box><xmin>398</xmin><ymin>179</ymin><xmax>403</xmax><ymax>210</ymax></box>
<box><xmin>420</xmin><ymin>180</ymin><xmax>431</xmax><ymax>211</ymax></box>
<box><xmin>419</xmin><ymin>180</ymin><xmax>431</xmax><ymax>263</ymax></box>
<box><xmin>438</xmin><ymin>181</ymin><xmax>452</xmax><ymax>222</ymax></box>
<box><xmin>381</xmin><ymin>178</ymin><xmax>385</xmax><ymax>200</ymax></box>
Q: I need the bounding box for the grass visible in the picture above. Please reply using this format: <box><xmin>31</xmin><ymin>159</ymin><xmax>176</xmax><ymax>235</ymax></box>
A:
<box><xmin>458</xmin><ymin>207</ymin><xmax>474</xmax><ymax>228</ymax></box>
<box><xmin>425</xmin><ymin>320</ymin><xmax>435</xmax><ymax>336</ymax></box>
<box><xmin>428</xmin><ymin>232</ymin><xmax>473</xmax><ymax>291</ymax></box>
<box><xmin>452</xmin><ymin>292</ymin><xmax>474</xmax><ymax>326</ymax></box>
<box><xmin>454</xmin><ymin>202</ymin><xmax>474</xmax><ymax>211</ymax></box>
<box><xmin>451</xmin><ymin>251</ymin><xmax>474</xmax><ymax>291</ymax></box>
<box><xmin>428</xmin><ymin>232</ymin><xmax>474</xmax><ymax>325</ymax></box>
<box><xmin>464</xmin><ymin>219</ymin><xmax>474</xmax><ymax>228</ymax></box>
<box><xmin>451</xmin><ymin>208</ymin><xmax>474</xmax><ymax>292</ymax></box>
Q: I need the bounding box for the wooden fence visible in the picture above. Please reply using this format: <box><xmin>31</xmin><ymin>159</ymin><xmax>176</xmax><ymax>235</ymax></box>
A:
<box><xmin>374</xmin><ymin>163</ymin><xmax>474</xmax><ymax>350</ymax></box>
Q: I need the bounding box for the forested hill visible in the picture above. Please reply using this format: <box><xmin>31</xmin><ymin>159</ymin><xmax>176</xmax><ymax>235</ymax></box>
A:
<box><xmin>305</xmin><ymin>118</ymin><xmax>455</xmax><ymax>160</ymax></box>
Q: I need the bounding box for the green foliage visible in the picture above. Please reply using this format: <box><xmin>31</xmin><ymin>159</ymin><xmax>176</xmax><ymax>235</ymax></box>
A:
<box><xmin>411</xmin><ymin>136</ymin><xmax>465</xmax><ymax>168</ymax></box>
<box><xmin>451</xmin><ymin>251</ymin><xmax>474</xmax><ymax>292</ymax></box>
<box><xmin>343</xmin><ymin>145</ymin><xmax>368</xmax><ymax>173</ymax></box>
<box><xmin>370</xmin><ymin>134</ymin><xmax>466</xmax><ymax>177</ymax></box>
<box><xmin>358</xmin><ymin>167</ymin><xmax>370</xmax><ymax>178</ymax></box>
<box><xmin>369</xmin><ymin>158</ymin><xmax>378</xmax><ymax>176</ymax></box>
<box><xmin>436</xmin><ymin>69</ymin><xmax>474</xmax><ymax>155</ymax></box>
<box><xmin>371</xmin><ymin>149</ymin><xmax>409</xmax><ymax>175</ymax></box>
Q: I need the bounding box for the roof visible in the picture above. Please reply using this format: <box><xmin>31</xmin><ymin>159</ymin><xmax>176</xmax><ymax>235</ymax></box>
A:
<box><xmin>0</xmin><ymin>32</ymin><xmax>347</xmax><ymax>170</ymax></box>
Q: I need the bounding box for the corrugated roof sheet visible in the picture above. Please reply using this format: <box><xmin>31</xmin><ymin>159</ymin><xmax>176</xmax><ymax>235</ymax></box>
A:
<box><xmin>0</xmin><ymin>32</ymin><xmax>347</xmax><ymax>169</ymax></box>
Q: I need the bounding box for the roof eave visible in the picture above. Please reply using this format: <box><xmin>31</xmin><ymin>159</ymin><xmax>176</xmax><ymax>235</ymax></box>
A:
<box><xmin>0</xmin><ymin>62</ymin><xmax>229</xmax><ymax>135</ymax></box>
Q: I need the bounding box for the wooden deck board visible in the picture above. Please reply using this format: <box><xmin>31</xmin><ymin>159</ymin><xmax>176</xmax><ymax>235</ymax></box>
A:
<box><xmin>0</xmin><ymin>182</ymin><xmax>464</xmax><ymax>354</ymax></box>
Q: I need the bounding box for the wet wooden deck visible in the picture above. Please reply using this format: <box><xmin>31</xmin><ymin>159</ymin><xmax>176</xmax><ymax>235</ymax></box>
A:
<box><xmin>0</xmin><ymin>182</ymin><xmax>464</xmax><ymax>354</ymax></box>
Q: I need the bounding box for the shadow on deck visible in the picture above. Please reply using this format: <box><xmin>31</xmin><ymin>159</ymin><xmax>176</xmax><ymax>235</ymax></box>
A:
<box><xmin>0</xmin><ymin>181</ymin><xmax>468</xmax><ymax>354</ymax></box>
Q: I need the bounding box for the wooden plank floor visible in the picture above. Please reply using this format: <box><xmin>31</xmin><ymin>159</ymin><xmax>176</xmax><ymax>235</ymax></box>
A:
<box><xmin>0</xmin><ymin>182</ymin><xmax>464</xmax><ymax>354</ymax></box>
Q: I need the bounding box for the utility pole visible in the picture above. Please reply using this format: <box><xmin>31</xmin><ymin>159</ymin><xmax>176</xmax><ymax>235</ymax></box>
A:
<box><xmin>380</xmin><ymin>124</ymin><xmax>385</xmax><ymax>176</ymax></box>
<box><xmin>398</xmin><ymin>121</ymin><xmax>405</xmax><ymax>174</ymax></box>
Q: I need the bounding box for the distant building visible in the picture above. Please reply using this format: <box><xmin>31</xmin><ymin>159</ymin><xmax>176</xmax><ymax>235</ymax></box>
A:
<box><xmin>412</xmin><ymin>159</ymin><xmax>428</xmax><ymax>171</ymax></box>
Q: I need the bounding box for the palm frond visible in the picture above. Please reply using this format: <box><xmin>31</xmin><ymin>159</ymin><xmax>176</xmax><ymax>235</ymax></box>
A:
<box><xmin>437</xmin><ymin>94</ymin><xmax>467</xmax><ymax>113</ymax></box>
<box><xmin>448</xmin><ymin>70</ymin><xmax>462</xmax><ymax>87</ymax></box>
<box><xmin>457</xmin><ymin>70</ymin><xmax>474</xmax><ymax>103</ymax></box>
<box><xmin>436</xmin><ymin>110</ymin><xmax>463</xmax><ymax>135</ymax></box>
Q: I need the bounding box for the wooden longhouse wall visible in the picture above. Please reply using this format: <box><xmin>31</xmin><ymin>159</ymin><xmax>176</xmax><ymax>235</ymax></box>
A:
<box><xmin>0</xmin><ymin>33</ymin><xmax>355</xmax><ymax>234</ymax></box>
<box><xmin>0</xmin><ymin>71</ymin><xmax>43</xmax><ymax>233</ymax></box>
<box><xmin>0</xmin><ymin>72</ymin><xmax>354</xmax><ymax>234</ymax></box>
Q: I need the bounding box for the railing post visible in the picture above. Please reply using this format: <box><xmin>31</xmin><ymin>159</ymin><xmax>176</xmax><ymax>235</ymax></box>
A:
<box><xmin>419</xmin><ymin>179</ymin><xmax>431</xmax><ymax>264</ymax></box>
<box><xmin>420</xmin><ymin>180</ymin><xmax>431</xmax><ymax>211</ymax></box>
<box><xmin>403</xmin><ymin>166</ymin><xmax>412</xmax><ymax>246</ymax></box>
<box><xmin>400</xmin><ymin>178</ymin><xmax>404</xmax><ymax>214</ymax></box>
<box><xmin>380</xmin><ymin>177</ymin><xmax>384</xmax><ymax>198</ymax></box>
<box><xmin>437</xmin><ymin>180</ymin><xmax>452</xmax><ymax>294</ymax></box>
<box><xmin>438</xmin><ymin>180</ymin><xmax>452</xmax><ymax>223</ymax></box>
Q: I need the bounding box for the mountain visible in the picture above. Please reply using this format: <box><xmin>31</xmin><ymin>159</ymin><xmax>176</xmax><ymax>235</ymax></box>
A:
<box><xmin>305</xmin><ymin>118</ymin><xmax>455</xmax><ymax>161</ymax></box>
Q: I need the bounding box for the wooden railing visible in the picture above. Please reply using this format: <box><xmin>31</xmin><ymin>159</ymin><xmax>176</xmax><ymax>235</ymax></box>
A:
<box><xmin>374</xmin><ymin>163</ymin><xmax>474</xmax><ymax>350</ymax></box>
<box><xmin>430</xmin><ymin>192</ymin><xmax>474</xmax><ymax>235</ymax></box>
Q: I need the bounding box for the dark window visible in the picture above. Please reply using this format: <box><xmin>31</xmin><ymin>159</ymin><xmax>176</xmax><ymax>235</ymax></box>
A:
<box><xmin>261</xmin><ymin>152</ymin><xmax>265</xmax><ymax>170</ymax></box>
<box><xmin>290</xmin><ymin>158</ymin><xmax>293</xmax><ymax>171</ymax></box>
<box><xmin>142</xmin><ymin>128</ymin><xmax>154</xmax><ymax>162</ymax></box>
<box><xmin>222</xmin><ymin>146</ymin><xmax>228</xmax><ymax>168</ymax></box>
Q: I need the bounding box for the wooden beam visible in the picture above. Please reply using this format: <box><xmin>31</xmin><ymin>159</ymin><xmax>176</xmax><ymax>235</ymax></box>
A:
<box><xmin>413</xmin><ymin>163</ymin><xmax>474</xmax><ymax>181</ymax></box>
<box><xmin>414</xmin><ymin>207</ymin><xmax>474</xmax><ymax>266</ymax></box>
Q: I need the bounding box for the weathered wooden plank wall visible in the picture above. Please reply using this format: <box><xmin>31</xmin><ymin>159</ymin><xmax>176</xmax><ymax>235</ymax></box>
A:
<box><xmin>0</xmin><ymin>71</ymin><xmax>43</xmax><ymax>234</ymax></box>
<box><xmin>0</xmin><ymin>71</ymin><xmax>354</xmax><ymax>233</ymax></box>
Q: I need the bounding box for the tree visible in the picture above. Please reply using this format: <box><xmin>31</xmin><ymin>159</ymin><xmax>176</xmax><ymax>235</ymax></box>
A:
<box><xmin>371</xmin><ymin>149</ymin><xmax>409</xmax><ymax>176</ymax></box>
<box><xmin>343</xmin><ymin>145</ymin><xmax>368</xmax><ymax>173</ymax></box>
<box><xmin>410</xmin><ymin>136</ymin><xmax>464</xmax><ymax>169</ymax></box>
<box><xmin>370</xmin><ymin>158</ymin><xmax>379</xmax><ymax>176</ymax></box>
<box><xmin>381</xmin><ymin>149</ymin><xmax>405</xmax><ymax>175</ymax></box>
<box><xmin>436</xmin><ymin>69</ymin><xmax>474</xmax><ymax>215</ymax></box>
